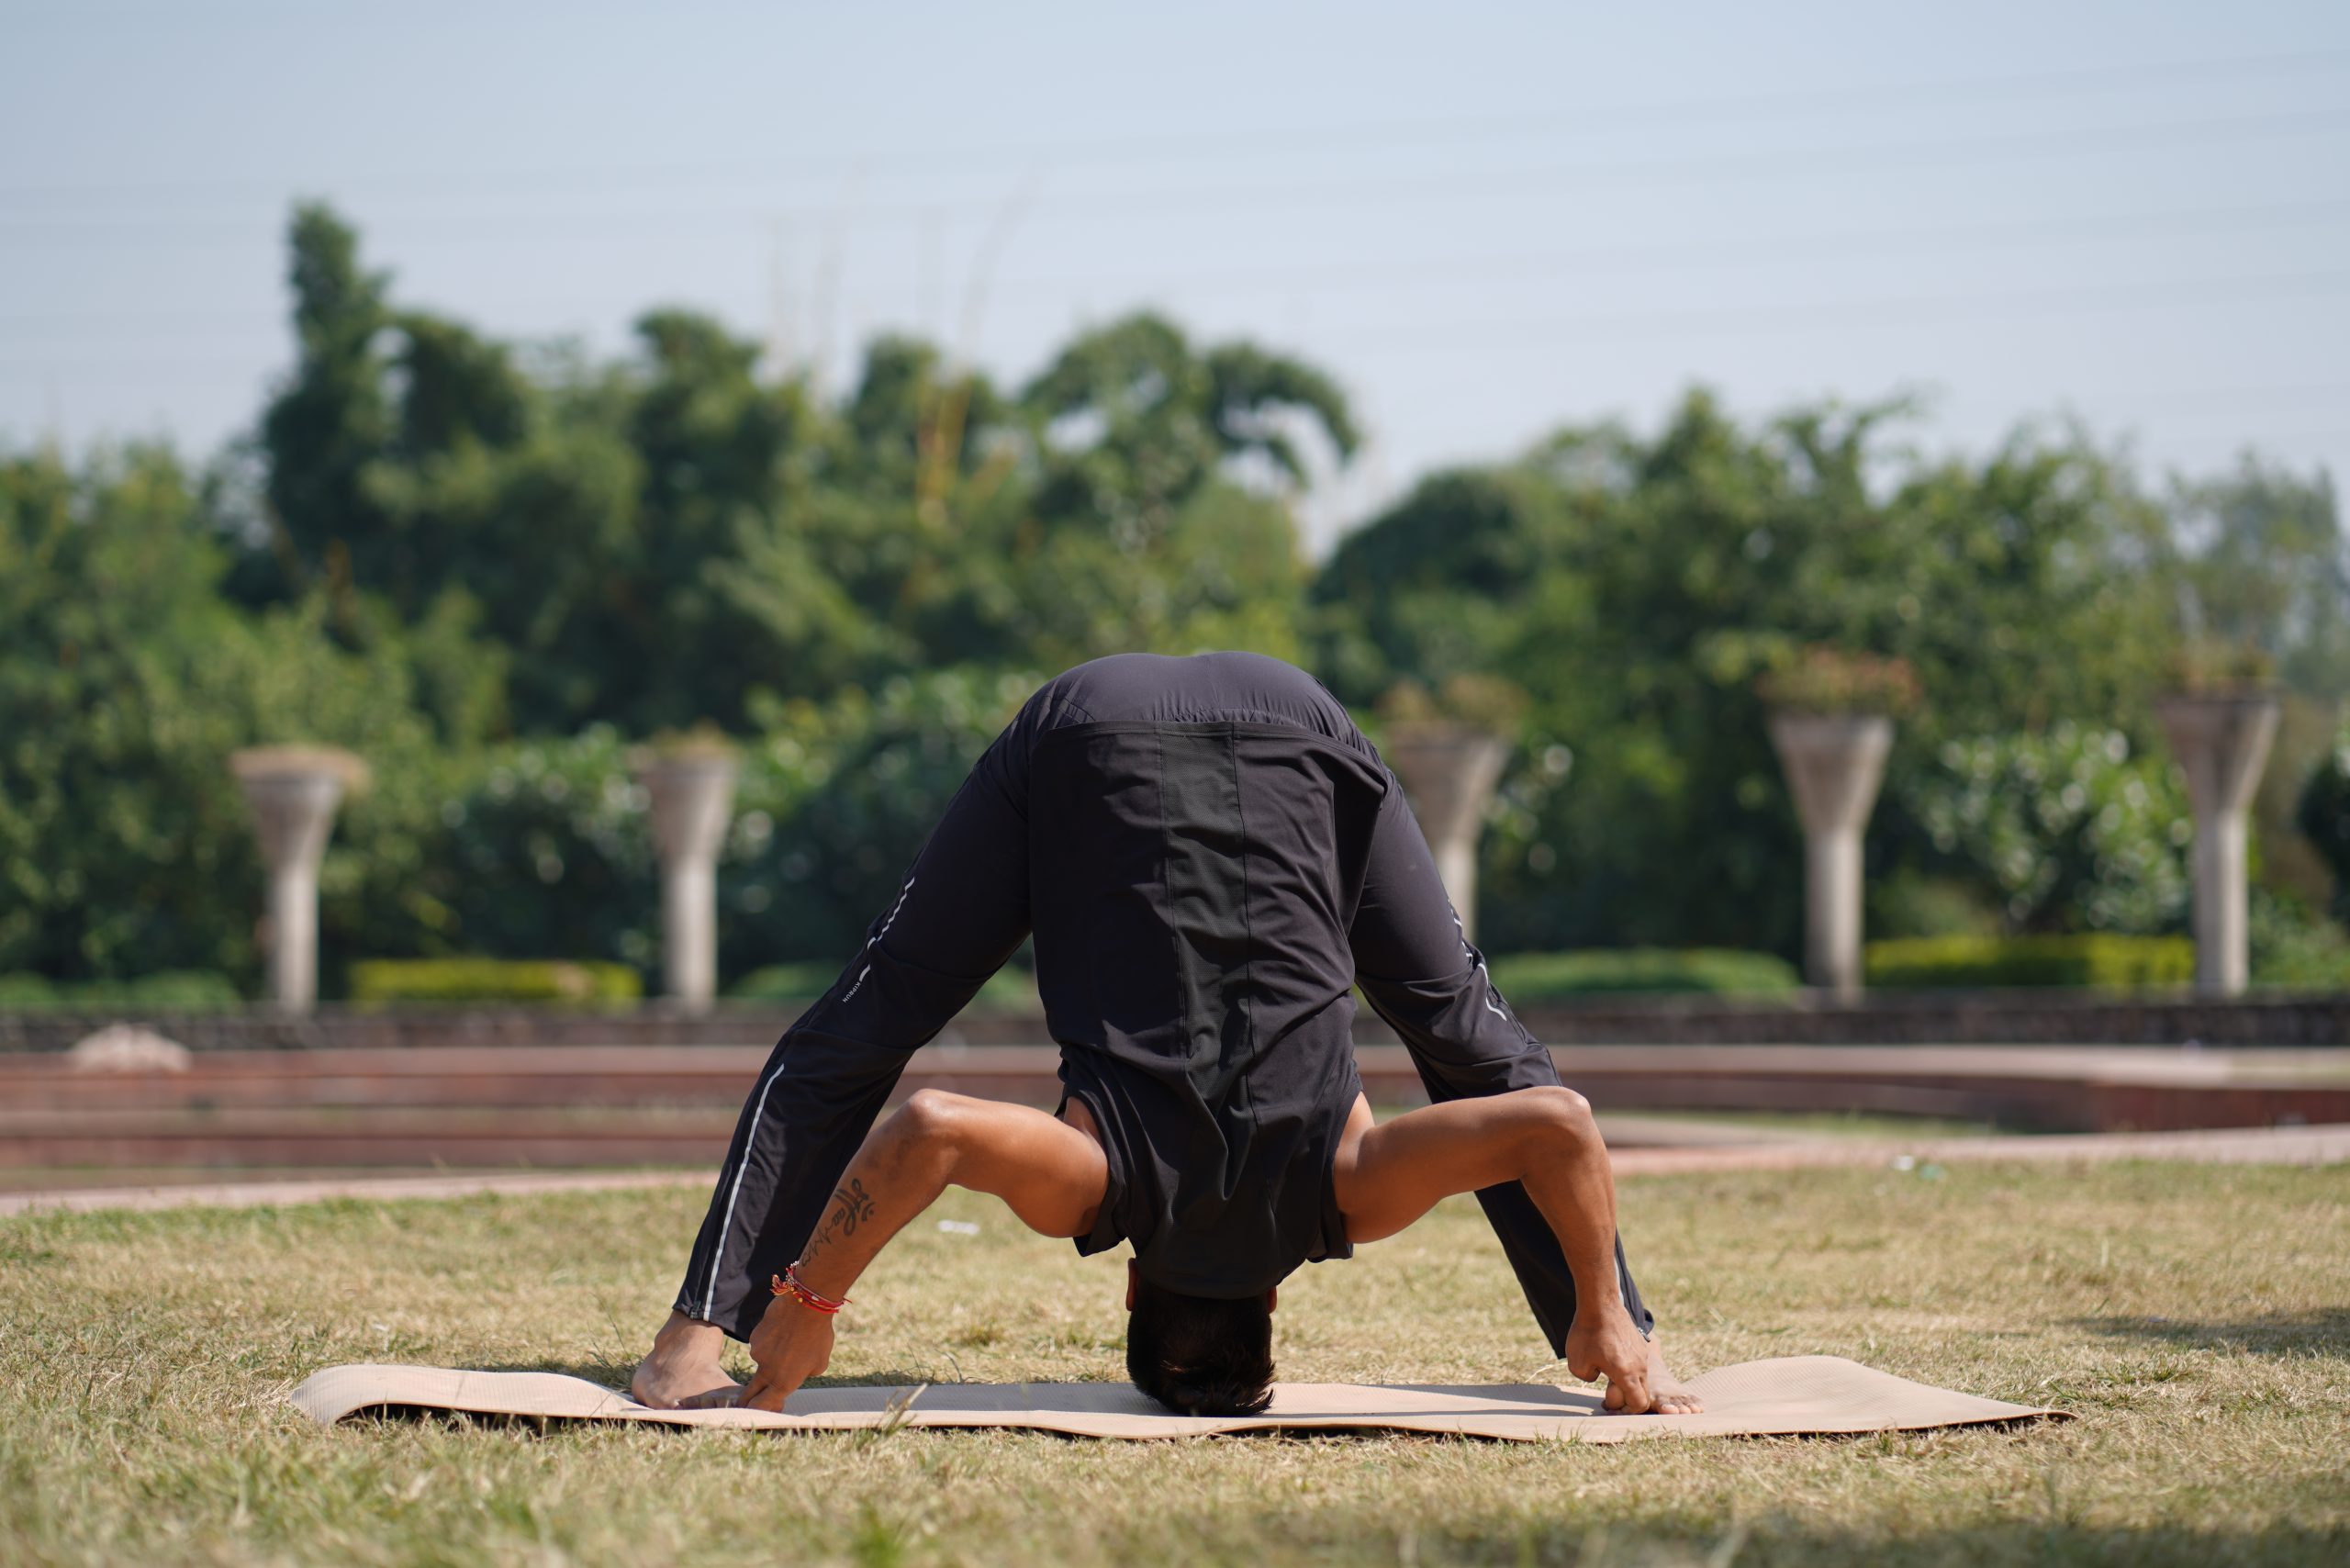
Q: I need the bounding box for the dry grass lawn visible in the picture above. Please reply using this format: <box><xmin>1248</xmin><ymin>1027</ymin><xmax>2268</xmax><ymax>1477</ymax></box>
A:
<box><xmin>2</xmin><ymin>1159</ymin><xmax>2344</xmax><ymax>1566</ymax></box>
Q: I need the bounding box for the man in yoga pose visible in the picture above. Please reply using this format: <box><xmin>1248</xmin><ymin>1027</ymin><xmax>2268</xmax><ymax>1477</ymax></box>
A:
<box><xmin>632</xmin><ymin>651</ymin><xmax>1702</xmax><ymax>1417</ymax></box>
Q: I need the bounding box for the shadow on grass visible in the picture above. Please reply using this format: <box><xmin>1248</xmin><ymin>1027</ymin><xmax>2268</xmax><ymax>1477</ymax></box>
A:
<box><xmin>2070</xmin><ymin>1308</ymin><xmax>2350</xmax><ymax>1358</ymax></box>
<box><xmin>1296</xmin><ymin>1520</ymin><xmax>2350</xmax><ymax>1568</ymax></box>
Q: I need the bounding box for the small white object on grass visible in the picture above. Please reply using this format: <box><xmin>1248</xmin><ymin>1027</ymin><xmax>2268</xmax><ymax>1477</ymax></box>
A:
<box><xmin>1890</xmin><ymin>1154</ymin><xmax>1917</xmax><ymax>1172</ymax></box>
<box><xmin>937</xmin><ymin>1220</ymin><xmax>980</xmax><ymax>1237</ymax></box>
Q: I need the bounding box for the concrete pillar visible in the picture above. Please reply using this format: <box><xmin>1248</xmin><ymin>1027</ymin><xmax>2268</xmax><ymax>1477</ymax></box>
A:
<box><xmin>1383</xmin><ymin>723</ymin><xmax>1511</xmax><ymax>944</ymax></box>
<box><xmin>1765</xmin><ymin>712</ymin><xmax>1894</xmax><ymax>1002</ymax></box>
<box><xmin>230</xmin><ymin>746</ymin><xmax>368</xmax><ymax>1013</ymax></box>
<box><xmin>634</xmin><ymin>746</ymin><xmax>739</xmax><ymax>1013</ymax></box>
<box><xmin>2156</xmin><ymin>694</ymin><xmax>2281</xmax><ymax>997</ymax></box>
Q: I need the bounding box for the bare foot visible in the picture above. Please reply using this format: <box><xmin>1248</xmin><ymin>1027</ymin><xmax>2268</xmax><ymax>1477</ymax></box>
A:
<box><xmin>631</xmin><ymin>1309</ymin><xmax>744</xmax><ymax>1409</ymax></box>
<box><xmin>1640</xmin><ymin>1337</ymin><xmax>1704</xmax><ymax>1415</ymax></box>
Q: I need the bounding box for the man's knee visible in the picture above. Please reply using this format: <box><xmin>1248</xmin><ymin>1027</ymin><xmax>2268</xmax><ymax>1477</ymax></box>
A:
<box><xmin>872</xmin><ymin>1088</ymin><xmax>965</xmax><ymax>1166</ymax></box>
<box><xmin>1514</xmin><ymin>1085</ymin><xmax>1595</xmax><ymax>1147</ymax></box>
<box><xmin>895</xmin><ymin>1088</ymin><xmax>965</xmax><ymax>1141</ymax></box>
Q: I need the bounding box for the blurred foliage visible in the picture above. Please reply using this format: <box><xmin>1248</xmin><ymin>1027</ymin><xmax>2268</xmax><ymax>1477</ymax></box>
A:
<box><xmin>728</xmin><ymin>960</ymin><xmax>850</xmax><ymax>1003</ymax></box>
<box><xmin>1374</xmin><ymin>673</ymin><xmax>1531</xmax><ymax>733</ymax></box>
<box><xmin>1329</xmin><ymin>393</ymin><xmax>2186</xmax><ymax>956</ymax></box>
<box><xmin>1897</xmin><ymin>725</ymin><xmax>2193</xmax><ymax>935</ymax></box>
<box><xmin>2248</xmin><ymin>889</ymin><xmax>2350</xmax><ymax>990</ymax></box>
<box><xmin>2167</xmin><ymin>454</ymin><xmax>2348</xmax><ymax>700</ymax></box>
<box><xmin>347</xmin><ymin>958</ymin><xmax>641</xmax><ymax>1006</ymax></box>
<box><xmin>1484</xmin><ymin>947</ymin><xmax>1798</xmax><ymax>1000</ymax></box>
<box><xmin>236</xmin><ymin>214</ymin><xmax>1335</xmax><ymax>734</ymax></box>
<box><xmin>0</xmin><ymin>970</ymin><xmax>242</xmax><ymax>1010</ymax></box>
<box><xmin>0</xmin><ymin>442</ymin><xmax>465</xmax><ymax>991</ymax></box>
<box><xmin>1865</xmin><ymin>869</ymin><xmax>2007</xmax><ymax>941</ymax></box>
<box><xmin>732</xmin><ymin>958</ymin><xmax>1042</xmax><ymax>1012</ymax></box>
<box><xmin>387</xmin><ymin>667</ymin><xmax>1035</xmax><ymax>984</ymax></box>
<box><xmin>1</xmin><ymin>207</ymin><xmax>1339</xmax><ymax>993</ymax></box>
<box><xmin>1863</xmin><ymin>935</ymin><xmax>2195</xmax><ymax>990</ymax></box>
<box><xmin>6</xmin><ymin>203</ymin><xmax>2350</xmax><ymax>996</ymax></box>
<box><xmin>1754</xmin><ymin>645</ymin><xmax>1920</xmax><ymax>718</ymax></box>
<box><xmin>410</xmin><ymin>726</ymin><xmax>659</xmax><ymax>974</ymax></box>
<box><xmin>2165</xmin><ymin>638</ymin><xmax>2279</xmax><ymax>695</ymax></box>
<box><xmin>2295</xmin><ymin>734</ymin><xmax>2350</xmax><ymax>924</ymax></box>
<box><xmin>720</xmin><ymin>668</ymin><xmax>1038</xmax><ymax>979</ymax></box>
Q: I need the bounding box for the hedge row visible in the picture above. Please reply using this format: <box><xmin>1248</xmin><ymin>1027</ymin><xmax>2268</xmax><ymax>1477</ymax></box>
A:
<box><xmin>1482</xmin><ymin>936</ymin><xmax>2199</xmax><ymax>999</ymax></box>
<box><xmin>0</xmin><ymin>970</ymin><xmax>243</xmax><ymax>1010</ymax></box>
<box><xmin>730</xmin><ymin>960</ymin><xmax>1043</xmax><ymax>1012</ymax></box>
<box><xmin>734</xmin><ymin>949</ymin><xmax>1810</xmax><ymax>1005</ymax></box>
<box><xmin>1863</xmin><ymin>935</ymin><xmax>2194</xmax><ymax>990</ymax></box>
<box><xmin>346</xmin><ymin>958</ymin><xmax>643</xmax><ymax>1006</ymax></box>
<box><xmin>1485</xmin><ymin>947</ymin><xmax>1802</xmax><ymax>999</ymax></box>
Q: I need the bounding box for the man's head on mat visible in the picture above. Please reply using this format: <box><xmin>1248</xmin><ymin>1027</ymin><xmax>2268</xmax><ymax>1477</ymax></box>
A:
<box><xmin>1124</xmin><ymin>1260</ymin><xmax>1277</xmax><ymax>1416</ymax></box>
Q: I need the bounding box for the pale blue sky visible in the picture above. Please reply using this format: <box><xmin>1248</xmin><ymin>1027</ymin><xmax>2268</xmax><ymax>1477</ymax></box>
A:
<box><xmin>6</xmin><ymin>0</ymin><xmax>2347</xmax><ymax>553</ymax></box>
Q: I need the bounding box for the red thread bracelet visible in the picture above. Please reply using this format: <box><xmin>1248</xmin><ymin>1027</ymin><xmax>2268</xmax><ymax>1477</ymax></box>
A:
<box><xmin>770</xmin><ymin>1263</ymin><xmax>848</xmax><ymax>1315</ymax></box>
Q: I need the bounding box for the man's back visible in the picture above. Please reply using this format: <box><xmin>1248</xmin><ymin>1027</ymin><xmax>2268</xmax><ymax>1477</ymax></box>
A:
<box><xmin>1013</xmin><ymin>654</ymin><xmax>1394</xmax><ymax>1296</ymax></box>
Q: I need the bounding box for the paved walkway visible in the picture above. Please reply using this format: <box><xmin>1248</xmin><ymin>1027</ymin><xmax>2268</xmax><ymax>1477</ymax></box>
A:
<box><xmin>0</xmin><ymin>1170</ymin><xmax>717</xmax><ymax>1215</ymax></box>
<box><xmin>1606</xmin><ymin>1120</ymin><xmax>2350</xmax><ymax>1175</ymax></box>
<box><xmin>11</xmin><ymin>1045</ymin><xmax>2349</xmax><ymax>1170</ymax></box>
<box><xmin>5</xmin><ymin>1122</ymin><xmax>2341</xmax><ymax>1217</ymax></box>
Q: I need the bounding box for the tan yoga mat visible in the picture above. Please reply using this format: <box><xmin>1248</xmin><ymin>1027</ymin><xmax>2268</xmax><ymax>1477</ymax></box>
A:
<box><xmin>289</xmin><ymin>1355</ymin><xmax>2061</xmax><ymax>1442</ymax></box>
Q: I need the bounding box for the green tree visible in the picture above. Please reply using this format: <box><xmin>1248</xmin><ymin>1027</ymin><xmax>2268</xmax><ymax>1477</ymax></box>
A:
<box><xmin>1897</xmin><ymin>725</ymin><xmax>2190</xmax><ymax>935</ymax></box>
<box><xmin>2167</xmin><ymin>455</ymin><xmax>2348</xmax><ymax>700</ymax></box>
<box><xmin>252</xmin><ymin>203</ymin><xmax>396</xmax><ymax>605</ymax></box>
<box><xmin>2165</xmin><ymin>455</ymin><xmax>2348</xmax><ymax>913</ymax></box>
<box><xmin>1318</xmin><ymin>390</ymin><xmax>2181</xmax><ymax>954</ymax></box>
<box><xmin>1312</xmin><ymin>466</ymin><xmax>1563</xmax><ymax>702</ymax></box>
<box><xmin>1008</xmin><ymin>312</ymin><xmax>1349</xmax><ymax>663</ymax></box>
<box><xmin>1023</xmin><ymin>312</ymin><xmax>1358</xmax><ymax>543</ymax></box>
<box><xmin>0</xmin><ymin>444</ymin><xmax>453</xmax><ymax>988</ymax></box>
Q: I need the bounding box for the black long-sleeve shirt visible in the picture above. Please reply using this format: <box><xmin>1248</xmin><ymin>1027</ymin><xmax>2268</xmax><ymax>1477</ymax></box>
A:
<box><xmin>677</xmin><ymin>652</ymin><xmax>1650</xmax><ymax>1350</ymax></box>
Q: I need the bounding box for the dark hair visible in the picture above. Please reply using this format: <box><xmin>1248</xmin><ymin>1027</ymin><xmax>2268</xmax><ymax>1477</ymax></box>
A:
<box><xmin>1125</xmin><ymin>1278</ymin><xmax>1275</xmax><ymax>1417</ymax></box>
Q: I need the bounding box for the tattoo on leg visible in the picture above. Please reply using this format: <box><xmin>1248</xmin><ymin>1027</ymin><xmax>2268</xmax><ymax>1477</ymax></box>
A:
<box><xmin>802</xmin><ymin>1178</ymin><xmax>877</xmax><ymax>1264</ymax></box>
<box><xmin>834</xmin><ymin>1178</ymin><xmax>876</xmax><ymax>1235</ymax></box>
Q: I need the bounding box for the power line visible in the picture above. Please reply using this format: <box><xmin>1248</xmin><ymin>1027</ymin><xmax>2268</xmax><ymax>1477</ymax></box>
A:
<box><xmin>987</xmin><ymin>196</ymin><xmax>2350</xmax><ymax>301</ymax></box>
<box><xmin>7</xmin><ymin>265</ymin><xmax>2349</xmax><ymax>376</ymax></box>
<box><xmin>1337</xmin><ymin>266</ymin><xmax>2350</xmax><ymax>352</ymax></box>
<box><xmin>8</xmin><ymin>44</ymin><xmax>2350</xmax><ymax>205</ymax></box>
<box><xmin>8</xmin><ymin>192</ymin><xmax>2350</xmax><ymax>342</ymax></box>
<box><xmin>1957</xmin><ymin>381</ymin><xmax>2350</xmax><ymax>416</ymax></box>
<box><xmin>6</xmin><ymin>105</ymin><xmax>2346</xmax><ymax>246</ymax></box>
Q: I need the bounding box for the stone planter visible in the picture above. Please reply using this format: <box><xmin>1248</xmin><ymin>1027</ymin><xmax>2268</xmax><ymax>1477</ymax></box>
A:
<box><xmin>2155</xmin><ymin>692</ymin><xmax>2281</xmax><ymax>997</ymax></box>
<box><xmin>632</xmin><ymin>746</ymin><xmax>740</xmax><ymax>1014</ymax></box>
<box><xmin>1382</xmin><ymin>722</ymin><xmax>1511</xmax><ymax>944</ymax></box>
<box><xmin>1765</xmin><ymin>711</ymin><xmax>1894</xmax><ymax>1002</ymax></box>
<box><xmin>231</xmin><ymin>745</ymin><xmax>369</xmax><ymax>1013</ymax></box>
